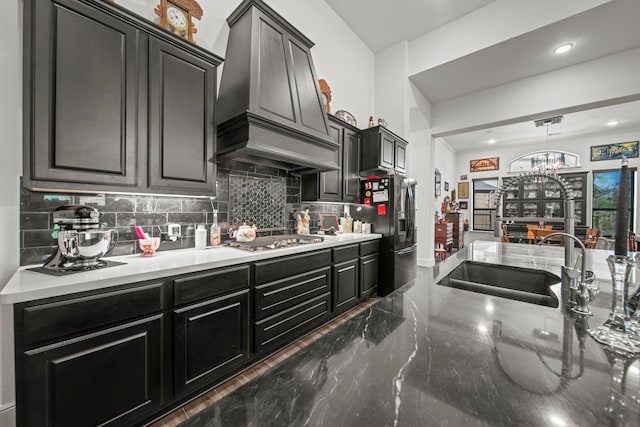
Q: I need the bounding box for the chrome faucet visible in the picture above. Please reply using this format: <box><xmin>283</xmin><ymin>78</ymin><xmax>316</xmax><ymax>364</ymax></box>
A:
<box><xmin>538</xmin><ymin>232</ymin><xmax>597</xmax><ymax>315</ymax></box>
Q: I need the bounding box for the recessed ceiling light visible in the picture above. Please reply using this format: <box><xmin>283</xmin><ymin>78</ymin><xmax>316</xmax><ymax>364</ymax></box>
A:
<box><xmin>487</xmin><ymin>138</ymin><xmax>496</xmax><ymax>144</ymax></box>
<box><xmin>553</xmin><ymin>43</ymin><xmax>574</xmax><ymax>54</ymax></box>
<box><xmin>607</xmin><ymin>120</ymin><xmax>619</xmax><ymax>126</ymax></box>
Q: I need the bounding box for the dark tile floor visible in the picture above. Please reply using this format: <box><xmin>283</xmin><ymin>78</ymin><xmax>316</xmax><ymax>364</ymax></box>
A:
<box><xmin>151</xmin><ymin>299</ymin><xmax>380</xmax><ymax>427</ymax></box>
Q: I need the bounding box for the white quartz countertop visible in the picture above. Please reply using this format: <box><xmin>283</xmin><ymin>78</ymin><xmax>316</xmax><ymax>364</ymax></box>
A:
<box><xmin>0</xmin><ymin>233</ymin><xmax>382</xmax><ymax>304</ymax></box>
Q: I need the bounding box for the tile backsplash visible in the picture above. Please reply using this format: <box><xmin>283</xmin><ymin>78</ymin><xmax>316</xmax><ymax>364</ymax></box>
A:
<box><xmin>20</xmin><ymin>159</ymin><xmax>375</xmax><ymax>266</ymax></box>
<box><xmin>19</xmin><ymin>160</ymin><xmax>302</xmax><ymax>265</ymax></box>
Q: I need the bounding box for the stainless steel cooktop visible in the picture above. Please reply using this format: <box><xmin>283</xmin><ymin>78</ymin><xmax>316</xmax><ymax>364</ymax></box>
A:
<box><xmin>226</xmin><ymin>234</ymin><xmax>323</xmax><ymax>252</ymax></box>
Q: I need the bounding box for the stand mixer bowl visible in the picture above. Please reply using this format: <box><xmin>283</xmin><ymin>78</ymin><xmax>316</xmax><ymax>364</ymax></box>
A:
<box><xmin>57</xmin><ymin>229</ymin><xmax>117</xmax><ymax>260</ymax></box>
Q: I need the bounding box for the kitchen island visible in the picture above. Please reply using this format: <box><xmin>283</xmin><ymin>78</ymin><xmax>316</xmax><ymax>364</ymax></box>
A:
<box><xmin>162</xmin><ymin>241</ymin><xmax>640</xmax><ymax>427</ymax></box>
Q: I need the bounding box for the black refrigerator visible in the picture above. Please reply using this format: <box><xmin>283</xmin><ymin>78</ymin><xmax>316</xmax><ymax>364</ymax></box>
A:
<box><xmin>361</xmin><ymin>175</ymin><xmax>417</xmax><ymax>296</ymax></box>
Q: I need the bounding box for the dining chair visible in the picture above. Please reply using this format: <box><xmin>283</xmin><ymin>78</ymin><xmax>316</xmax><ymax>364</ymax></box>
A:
<box><xmin>501</xmin><ymin>224</ymin><xmax>510</xmax><ymax>243</ymax></box>
<box><xmin>536</xmin><ymin>229</ymin><xmax>564</xmax><ymax>246</ymax></box>
<box><xmin>584</xmin><ymin>228</ymin><xmax>600</xmax><ymax>249</ymax></box>
<box><xmin>629</xmin><ymin>231</ymin><xmax>638</xmax><ymax>252</ymax></box>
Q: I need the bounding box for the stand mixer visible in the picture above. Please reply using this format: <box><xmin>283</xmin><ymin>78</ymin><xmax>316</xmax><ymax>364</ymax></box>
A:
<box><xmin>43</xmin><ymin>205</ymin><xmax>118</xmax><ymax>271</ymax></box>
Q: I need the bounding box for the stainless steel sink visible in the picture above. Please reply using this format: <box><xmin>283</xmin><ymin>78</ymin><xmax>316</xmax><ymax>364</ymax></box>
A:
<box><xmin>437</xmin><ymin>261</ymin><xmax>560</xmax><ymax>307</ymax></box>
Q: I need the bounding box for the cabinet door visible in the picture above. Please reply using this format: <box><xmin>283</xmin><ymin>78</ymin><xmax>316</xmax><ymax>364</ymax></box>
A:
<box><xmin>174</xmin><ymin>289</ymin><xmax>250</xmax><ymax>396</ymax></box>
<box><xmin>148</xmin><ymin>37</ymin><xmax>216</xmax><ymax>195</ymax></box>
<box><xmin>395</xmin><ymin>140</ymin><xmax>407</xmax><ymax>173</ymax></box>
<box><xmin>333</xmin><ymin>259</ymin><xmax>359</xmax><ymax>314</ymax></box>
<box><xmin>25</xmin><ymin>0</ymin><xmax>139</xmax><ymax>189</ymax></box>
<box><xmin>380</xmin><ymin>134</ymin><xmax>395</xmax><ymax>170</ymax></box>
<box><xmin>20</xmin><ymin>315</ymin><xmax>164</xmax><ymax>427</ymax></box>
<box><xmin>343</xmin><ymin>128</ymin><xmax>361</xmax><ymax>202</ymax></box>
<box><xmin>318</xmin><ymin>123</ymin><xmax>343</xmax><ymax>201</ymax></box>
<box><xmin>360</xmin><ymin>254</ymin><xmax>379</xmax><ymax>298</ymax></box>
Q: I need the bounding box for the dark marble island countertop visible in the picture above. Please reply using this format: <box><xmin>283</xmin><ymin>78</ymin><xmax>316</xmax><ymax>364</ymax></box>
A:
<box><xmin>174</xmin><ymin>241</ymin><xmax>640</xmax><ymax>427</ymax></box>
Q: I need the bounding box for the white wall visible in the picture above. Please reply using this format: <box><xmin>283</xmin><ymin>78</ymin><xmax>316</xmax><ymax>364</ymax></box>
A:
<box><xmin>0</xmin><ymin>0</ymin><xmax>21</xmax><ymax>422</ymax></box>
<box><xmin>116</xmin><ymin>0</ymin><xmax>375</xmax><ymax>127</ymax></box>
<box><xmin>453</xmin><ymin>128</ymin><xmax>640</xmax><ymax>231</ymax></box>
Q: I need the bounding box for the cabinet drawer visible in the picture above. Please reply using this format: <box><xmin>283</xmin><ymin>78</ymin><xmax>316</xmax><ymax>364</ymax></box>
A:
<box><xmin>173</xmin><ymin>265</ymin><xmax>250</xmax><ymax>306</ymax></box>
<box><xmin>333</xmin><ymin>244</ymin><xmax>359</xmax><ymax>263</ymax></box>
<box><xmin>254</xmin><ymin>293</ymin><xmax>331</xmax><ymax>355</ymax></box>
<box><xmin>360</xmin><ymin>240</ymin><xmax>379</xmax><ymax>256</ymax></box>
<box><xmin>255</xmin><ymin>267</ymin><xmax>331</xmax><ymax>320</ymax></box>
<box><xmin>254</xmin><ymin>250</ymin><xmax>331</xmax><ymax>284</ymax></box>
<box><xmin>19</xmin><ymin>281</ymin><xmax>166</xmax><ymax>348</ymax></box>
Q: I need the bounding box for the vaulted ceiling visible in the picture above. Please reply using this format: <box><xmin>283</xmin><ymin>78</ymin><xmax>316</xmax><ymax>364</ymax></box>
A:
<box><xmin>325</xmin><ymin>0</ymin><xmax>640</xmax><ymax>151</ymax></box>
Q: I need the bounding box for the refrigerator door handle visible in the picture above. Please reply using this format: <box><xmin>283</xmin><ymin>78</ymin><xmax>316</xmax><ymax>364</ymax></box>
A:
<box><xmin>396</xmin><ymin>245</ymin><xmax>417</xmax><ymax>255</ymax></box>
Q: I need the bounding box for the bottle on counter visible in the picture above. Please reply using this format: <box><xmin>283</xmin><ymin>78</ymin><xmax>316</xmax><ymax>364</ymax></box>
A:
<box><xmin>210</xmin><ymin>210</ymin><xmax>221</xmax><ymax>248</ymax></box>
<box><xmin>368</xmin><ymin>116</ymin><xmax>375</xmax><ymax>128</ymax></box>
<box><xmin>344</xmin><ymin>217</ymin><xmax>353</xmax><ymax>233</ymax></box>
<box><xmin>354</xmin><ymin>220</ymin><xmax>362</xmax><ymax>233</ymax></box>
<box><xmin>195</xmin><ymin>224</ymin><xmax>207</xmax><ymax>250</ymax></box>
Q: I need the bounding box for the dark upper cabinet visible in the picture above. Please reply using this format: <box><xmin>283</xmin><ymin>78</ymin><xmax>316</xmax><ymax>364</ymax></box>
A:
<box><xmin>23</xmin><ymin>0</ymin><xmax>221</xmax><ymax>196</ymax></box>
<box><xmin>24</xmin><ymin>0</ymin><xmax>140</xmax><ymax>190</ymax></box>
<box><xmin>343</xmin><ymin>127</ymin><xmax>362</xmax><ymax>201</ymax></box>
<box><xmin>361</xmin><ymin>126</ymin><xmax>409</xmax><ymax>175</ymax></box>
<box><xmin>148</xmin><ymin>38</ymin><xmax>216</xmax><ymax>194</ymax></box>
<box><xmin>301</xmin><ymin>115</ymin><xmax>361</xmax><ymax>202</ymax></box>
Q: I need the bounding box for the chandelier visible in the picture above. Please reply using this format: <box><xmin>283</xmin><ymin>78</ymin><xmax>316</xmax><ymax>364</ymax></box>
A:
<box><xmin>531</xmin><ymin>116</ymin><xmax>565</xmax><ymax>178</ymax></box>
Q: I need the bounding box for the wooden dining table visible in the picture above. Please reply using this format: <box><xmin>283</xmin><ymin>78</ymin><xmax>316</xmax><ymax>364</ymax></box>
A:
<box><xmin>506</xmin><ymin>227</ymin><xmax>564</xmax><ymax>244</ymax></box>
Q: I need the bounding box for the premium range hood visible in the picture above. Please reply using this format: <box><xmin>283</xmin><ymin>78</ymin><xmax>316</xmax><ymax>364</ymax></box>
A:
<box><xmin>216</xmin><ymin>0</ymin><xmax>339</xmax><ymax>174</ymax></box>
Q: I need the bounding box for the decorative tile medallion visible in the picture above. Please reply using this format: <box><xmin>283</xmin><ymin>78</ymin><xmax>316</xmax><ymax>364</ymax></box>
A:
<box><xmin>228</xmin><ymin>175</ymin><xmax>286</xmax><ymax>229</ymax></box>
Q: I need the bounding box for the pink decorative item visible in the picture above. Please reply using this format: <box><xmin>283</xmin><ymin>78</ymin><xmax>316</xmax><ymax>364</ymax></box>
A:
<box><xmin>138</xmin><ymin>237</ymin><xmax>160</xmax><ymax>257</ymax></box>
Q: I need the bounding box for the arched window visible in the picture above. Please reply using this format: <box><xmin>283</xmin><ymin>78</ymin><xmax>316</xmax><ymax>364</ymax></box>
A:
<box><xmin>509</xmin><ymin>151</ymin><xmax>580</xmax><ymax>173</ymax></box>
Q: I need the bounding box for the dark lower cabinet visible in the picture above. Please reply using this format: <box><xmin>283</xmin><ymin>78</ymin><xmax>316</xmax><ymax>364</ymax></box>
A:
<box><xmin>254</xmin><ymin>251</ymin><xmax>332</xmax><ymax>354</ymax></box>
<box><xmin>332</xmin><ymin>243</ymin><xmax>360</xmax><ymax>314</ymax></box>
<box><xmin>360</xmin><ymin>253</ymin><xmax>379</xmax><ymax>298</ymax></box>
<box><xmin>174</xmin><ymin>289</ymin><xmax>250</xmax><ymax>396</ymax></box>
<box><xmin>333</xmin><ymin>259</ymin><xmax>359</xmax><ymax>313</ymax></box>
<box><xmin>20</xmin><ymin>314</ymin><xmax>165</xmax><ymax>427</ymax></box>
<box><xmin>14</xmin><ymin>243</ymin><xmax>379</xmax><ymax>425</ymax></box>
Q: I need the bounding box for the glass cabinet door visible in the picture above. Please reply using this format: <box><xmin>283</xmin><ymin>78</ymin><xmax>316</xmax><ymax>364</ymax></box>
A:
<box><xmin>523</xmin><ymin>182</ymin><xmax>539</xmax><ymax>199</ymax></box>
<box><xmin>504</xmin><ymin>202</ymin><xmax>520</xmax><ymax>217</ymax></box>
<box><xmin>544</xmin><ymin>201</ymin><xmax>562</xmax><ymax>218</ymax></box>
<box><xmin>543</xmin><ymin>181</ymin><xmax>562</xmax><ymax>198</ymax></box>
<box><xmin>522</xmin><ymin>202</ymin><xmax>540</xmax><ymax>217</ymax></box>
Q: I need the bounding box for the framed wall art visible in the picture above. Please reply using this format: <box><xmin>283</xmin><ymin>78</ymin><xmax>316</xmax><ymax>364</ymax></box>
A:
<box><xmin>435</xmin><ymin>168</ymin><xmax>441</xmax><ymax>197</ymax></box>
<box><xmin>590</xmin><ymin>141</ymin><xmax>639</xmax><ymax>161</ymax></box>
<box><xmin>444</xmin><ymin>182</ymin><xmax>449</xmax><ymax>191</ymax></box>
<box><xmin>470</xmin><ymin>157</ymin><xmax>499</xmax><ymax>172</ymax></box>
<box><xmin>459</xmin><ymin>201</ymin><xmax>468</xmax><ymax>210</ymax></box>
<box><xmin>458</xmin><ymin>182</ymin><xmax>469</xmax><ymax>199</ymax></box>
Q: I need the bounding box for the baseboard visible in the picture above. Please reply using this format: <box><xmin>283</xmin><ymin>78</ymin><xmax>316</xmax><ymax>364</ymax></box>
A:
<box><xmin>0</xmin><ymin>405</ymin><xmax>16</xmax><ymax>427</ymax></box>
<box><xmin>417</xmin><ymin>257</ymin><xmax>434</xmax><ymax>267</ymax></box>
